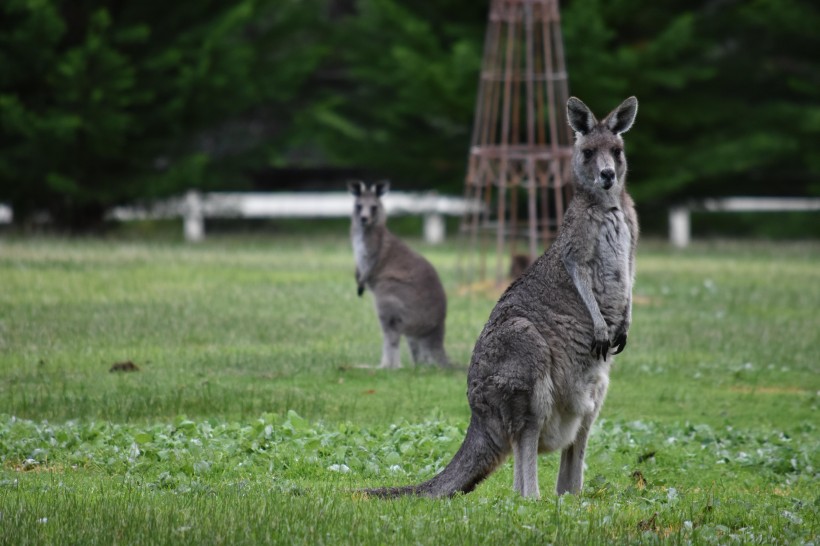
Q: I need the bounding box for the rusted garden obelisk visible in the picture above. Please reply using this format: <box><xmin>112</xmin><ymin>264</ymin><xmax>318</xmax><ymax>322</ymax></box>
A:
<box><xmin>461</xmin><ymin>0</ymin><xmax>573</xmax><ymax>286</ymax></box>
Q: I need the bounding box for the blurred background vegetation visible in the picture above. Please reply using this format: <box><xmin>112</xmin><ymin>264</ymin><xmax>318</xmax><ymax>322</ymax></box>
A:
<box><xmin>0</xmin><ymin>0</ymin><xmax>818</xmax><ymax>235</ymax></box>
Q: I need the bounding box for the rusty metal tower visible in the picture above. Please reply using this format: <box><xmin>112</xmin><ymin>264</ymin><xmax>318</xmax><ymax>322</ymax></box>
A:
<box><xmin>461</xmin><ymin>0</ymin><xmax>573</xmax><ymax>286</ymax></box>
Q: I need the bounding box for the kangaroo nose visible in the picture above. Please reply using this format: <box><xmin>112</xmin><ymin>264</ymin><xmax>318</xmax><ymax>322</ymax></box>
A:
<box><xmin>600</xmin><ymin>169</ymin><xmax>615</xmax><ymax>189</ymax></box>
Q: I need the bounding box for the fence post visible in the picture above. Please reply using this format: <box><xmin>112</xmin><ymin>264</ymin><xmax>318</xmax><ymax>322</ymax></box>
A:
<box><xmin>669</xmin><ymin>206</ymin><xmax>691</xmax><ymax>248</ymax></box>
<box><xmin>0</xmin><ymin>203</ymin><xmax>12</xmax><ymax>224</ymax></box>
<box><xmin>184</xmin><ymin>190</ymin><xmax>204</xmax><ymax>242</ymax></box>
<box><xmin>423</xmin><ymin>213</ymin><xmax>445</xmax><ymax>244</ymax></box>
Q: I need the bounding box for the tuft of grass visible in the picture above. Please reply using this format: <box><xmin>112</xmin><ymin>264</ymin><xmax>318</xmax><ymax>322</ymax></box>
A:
<box><xmin>1</xmin><ymin>235</ymin><xmax>818</xmax><ymax>544</ymax></box>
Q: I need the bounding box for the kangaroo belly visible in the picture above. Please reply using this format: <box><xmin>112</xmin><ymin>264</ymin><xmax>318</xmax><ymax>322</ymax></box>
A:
<box><xmin>372</xmin><ymin>285</ymin><xmax>444</xmax><ymax>337</ymax></box>
<box><xmin>538</xmin><ymin>413</ymin><xmax>583</xmax><ymax>453</ymax></box>
<box><xmin>536</xmin><ymin>364</ymin><xmax>609</xmax><ymax>453</ymax></box>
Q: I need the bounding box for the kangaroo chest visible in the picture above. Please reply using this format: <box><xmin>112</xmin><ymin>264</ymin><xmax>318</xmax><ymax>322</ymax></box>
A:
<box><xmin>592</xmin><ymin>208</ymin><xmax>632</xmax><ymax>312</ymax></box>
<box><xmin>352</xmin><ymin>228</ymin><xmax>380</xmax><ymax>281</ymax></box>
<box><xmin>352</xmin><ymin>230</ymin><xmax>368</xmax><ymax>272</ymax></box>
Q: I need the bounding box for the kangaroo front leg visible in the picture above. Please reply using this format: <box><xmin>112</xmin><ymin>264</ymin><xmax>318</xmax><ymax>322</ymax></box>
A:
<box><xmin>562</xmin><ymin>254</ymin><xmax>610</xmax><ymax>359</ymax></box>
<box><xmin>355</xmin><ymin>267</ymin><xmax>365</xmax><ymax>297</ymax></box>
<box><xmin>612</xmin><ymin>294</ymin><xmax>631</xmax><ymax>355</ymax></box>
<box><xmin>513</xmin><ymin>428</ymin><xmax>541</xmax><ymax>498</ymax></box>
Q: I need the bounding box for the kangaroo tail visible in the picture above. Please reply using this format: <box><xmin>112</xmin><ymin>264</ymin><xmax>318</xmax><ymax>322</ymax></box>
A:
<box><xmin>362</xmin><ymin>417</ymin><xmax>506</xmax><ymax>499</ymax></box>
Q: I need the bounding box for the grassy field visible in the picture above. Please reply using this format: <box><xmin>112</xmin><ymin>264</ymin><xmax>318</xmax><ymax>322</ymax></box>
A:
<box><xmin>0</xmin><ymin>234</ymin><xmax>818</xmax><ymax>545</ymax></box>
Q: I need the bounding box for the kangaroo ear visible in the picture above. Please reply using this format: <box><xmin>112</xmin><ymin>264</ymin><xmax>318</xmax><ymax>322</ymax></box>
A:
<box><xmin>373</xmin><ymin>180</ymin><xmax>390</xmax><ymax>197</ymax></box>
<box><xmin>567</xmin><ymin>97</ymin><xmax>597</xmax><ymax>135</ymax></box>
<box><xmin>348</xmin><ymin>180</ymin><xmax>365</xmax><ymax>196</ymax></box>
<box><xmin>604</xmin><ymin>96</ymin><xmax>638</xmax><ymax>135</ymax></box>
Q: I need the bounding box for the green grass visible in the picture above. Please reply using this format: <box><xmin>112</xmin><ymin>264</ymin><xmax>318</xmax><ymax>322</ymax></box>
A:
<box><xmin>1</xmin><ymin>235</ymin><xmax>818</xmax><ymax>545</ymax></box>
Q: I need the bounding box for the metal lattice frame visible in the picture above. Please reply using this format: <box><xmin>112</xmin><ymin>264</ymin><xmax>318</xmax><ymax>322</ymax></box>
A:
<box><xmin>461</xmin><ymin>0</ymin><xmax>573</xmax><ymax>285</ymax></box>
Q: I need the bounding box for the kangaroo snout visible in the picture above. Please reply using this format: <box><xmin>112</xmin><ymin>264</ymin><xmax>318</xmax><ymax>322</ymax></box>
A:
<box><xmin>600</xmin><ymin>169</ymin><xmax>615</xmax><ymax>190</ymax></box>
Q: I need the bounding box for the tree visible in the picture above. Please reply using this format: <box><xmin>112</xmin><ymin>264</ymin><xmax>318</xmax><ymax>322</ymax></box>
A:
<box><xmin>3</xmin><ymin>0</ymin><xmax>818</xmax><ymax>234</ymax></box>
<box><xmin>0</xmin><ymin>0</ymin><xmax>328</xmax><ymax>229</ymax></box>
<box><xmin>316</xmin><ymin>0</ymin><xmax>819</xmax><ymax>218</ymax></box>
<box><xmin>306</xmin><ymin>0</ymin><xmax>487</xmax><ymax>192</ymax></box>
<box><xmin>563</xmin><ymin>0</ymin><xmax>820</xmax><ymax>206</ymax></box>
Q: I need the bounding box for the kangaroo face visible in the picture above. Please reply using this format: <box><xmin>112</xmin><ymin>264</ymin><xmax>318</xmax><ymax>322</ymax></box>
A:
<box><xmin>348</xmin><ymin>181</ymin><xmax>389</xmax><ymax>229</ymax></box>
<box><xmin>567</xmin><ymin>97</ymin><xmax>638</xmax><ymax>193</ymax></box>
<box><xmin>572</xmin><ymin>129</ymin><xmax>625</xmax><ymax>192</ymax></box>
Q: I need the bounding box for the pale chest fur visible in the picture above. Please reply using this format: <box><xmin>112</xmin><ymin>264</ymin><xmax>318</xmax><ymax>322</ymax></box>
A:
<box><xmin>352</xmin><ymin>227</ymin><xmax>380</xmax><ymax>281</ymax></box>
<box><xmin>352</xmin><ymin>229</ymin><xmax>368</xmax><ymax>272</ymax></box>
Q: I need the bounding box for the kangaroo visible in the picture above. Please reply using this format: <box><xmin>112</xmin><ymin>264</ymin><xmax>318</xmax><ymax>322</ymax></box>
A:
<box><xmin>363</xmin><ymin>97</ymin><xmax>639</xmax><ymax>498</ymax></box>
<box><xmin>349</xmin><ymin>181</ymin><xmax>450</xmax><ymax>368</ymax></box>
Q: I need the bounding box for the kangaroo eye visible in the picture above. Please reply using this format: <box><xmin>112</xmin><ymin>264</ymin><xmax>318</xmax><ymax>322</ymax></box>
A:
<box><xmin>370</xmin><ymin>205</ymin><xmax>378</xmax><ymax>217</ymax></box>
<box><xmin>612</xmin><ymin>147</ymin><xmax>622</xmax><ymax>158</ymax></box>
<box><xmin>355</xmin><ymin>204</ymin><xmax>362</xmax><ymax>213</ymax></box>
<box><xmin>582</xmin><ymin>149</ymin><xmax>594</xmax><ymax>160</ymax></box>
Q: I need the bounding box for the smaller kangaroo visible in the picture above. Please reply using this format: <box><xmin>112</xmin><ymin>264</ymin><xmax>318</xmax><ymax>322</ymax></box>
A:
<box><xmin>363</xmin><ymin>96</ymin><xmax>639</xmax><ymax>499</ymax></box>
<box><xmin>349</xmin><ymin>181</ymin><xmax>450</xmax><ymax>368</ymax></box>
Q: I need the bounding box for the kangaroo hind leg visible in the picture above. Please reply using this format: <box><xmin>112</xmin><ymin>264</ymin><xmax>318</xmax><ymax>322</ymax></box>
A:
<box><xmin>407</xmin><ymin>337</ymin><xmax>424</xmax><ymax>365</ymax></box>
<box><xmin>512</xmin><ymin>424</ymin><xmax>541</xmax><ymax>498</ymax></box>
<box><xmin>408</xmin><ymin>330</ymin><xmax>449</xmax><ymax>367</ymax></box>
<box><xmin>378</xmin><ymin>320</ymin><xmax>402</xmax><ymax>369</ymax></box>
<box><xmin>376</xmin><ymin>298</ymin><xmax>404</xmax><ymax>369</ymax></box>
<box><xmin>556</xmin><ymin>418</ymin><xmax>593</xmax><ymax>495</ymax></box>
<box><xmin>556</xmin><ymin>375</ymin><xmax>608</xmax><ymax>494</ymax></box>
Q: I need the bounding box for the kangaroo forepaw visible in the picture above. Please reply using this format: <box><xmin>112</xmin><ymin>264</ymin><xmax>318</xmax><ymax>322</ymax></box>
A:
<box><xmin>611</xmin><ymin>332</ymin><xmax>628</xmax><ymax>355</ymax></box>
<box><xmin>357</xmin><ymin>284</ymin><xmax>365</xmax><ymax>297</ymax></box>
<box><xmin>590</xmin><ymin>338</ymin><xmax>610</xmax><ymax>360</ymax></box>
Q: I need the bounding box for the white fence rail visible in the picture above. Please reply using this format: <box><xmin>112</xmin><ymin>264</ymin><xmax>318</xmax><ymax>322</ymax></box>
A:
<box><xmin>8</xmin><ymin>195</ymin><xmax>818</xmax><ymax>247</ymax></box>
<box><xmin>109</xmin><ymin>191</ymin><xmax>482</xmax><ymax>243</ymax></box>
<box><xmin>669</xmin><ymin>197</ymin><xmax>820</xmax><ymax>247</ymax></box>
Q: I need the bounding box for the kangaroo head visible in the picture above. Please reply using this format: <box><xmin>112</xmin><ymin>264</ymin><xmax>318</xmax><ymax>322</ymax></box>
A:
<box><xmin>567</xmin><ymin>96</ymin><xmax>638</xmax><ymax>194</ymax></box>
<box><xmin>348</xmin><ymin>180</ymin><xmax>389</xmax><ymax>229</ymax></box>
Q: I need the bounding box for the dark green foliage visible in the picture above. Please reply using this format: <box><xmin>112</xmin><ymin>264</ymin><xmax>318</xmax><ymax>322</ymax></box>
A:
<box><xmin>0</xmin><ymin>0</ymin><xmax>327</xmax><ymax>229</ymax></box>
<box><xmin>1</xmin><ymin>0</ymin><xmax>818</xmax><ymax>231</ymax></box>
<box><xmin>561</xmin><ymin>0</ymin><xmax>820</xmax><ymax>207</ymax></box>
<box><xmin>306</xmin><ymin>0</ymin><xmax>820</xmax><ymax>209</ymax></box>
<box><xmin>312</xmin><ymin>0</ymin><xmax>486</xmax><ymax>190</ymax></box>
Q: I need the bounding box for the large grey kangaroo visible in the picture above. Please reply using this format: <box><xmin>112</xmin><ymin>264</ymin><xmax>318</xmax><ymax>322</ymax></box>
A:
<box><xmin>364</xmin><ymin>96</ymin><xmax>639</xmax><ymax>498</ymax></box>
<box><xmin>349</xmin><ymin>181</ymin><xmax>450</xmax><ymax>368</ymax></box>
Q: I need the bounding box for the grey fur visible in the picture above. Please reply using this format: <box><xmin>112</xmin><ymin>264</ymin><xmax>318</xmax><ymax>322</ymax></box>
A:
<box><xmin>364</xmin><ymin>97</ymin><xmax>639</xmax><ymax>499</ymax></box>
<box><xmin>349</xmin><ymin>181</ymin><xmax>450</xmax><ymax>368</ymax></box>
